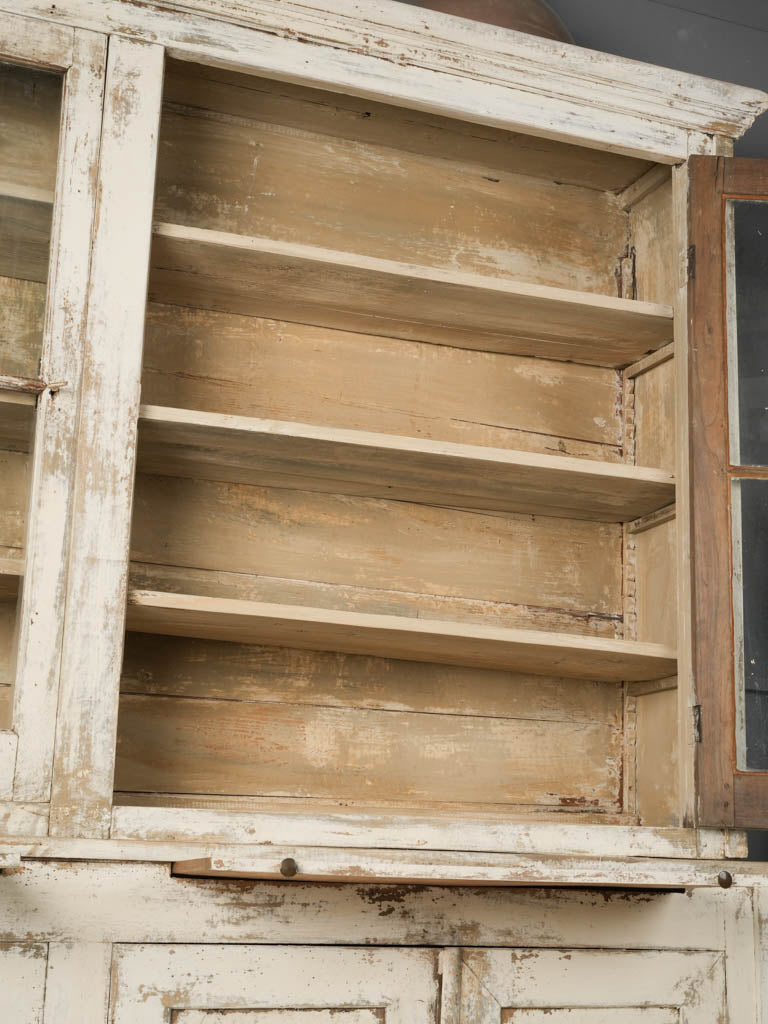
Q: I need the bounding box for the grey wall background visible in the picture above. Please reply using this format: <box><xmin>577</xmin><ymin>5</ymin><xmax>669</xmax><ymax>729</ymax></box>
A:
<box><xmin>545</xmin><ymin>0</ymin><xmax>768</xmax><ymax>156</ymax></box>
<box><xmin>400</xmin><ymin>0</ymin><xmax>768</xmax><ymax>154</ymax></box>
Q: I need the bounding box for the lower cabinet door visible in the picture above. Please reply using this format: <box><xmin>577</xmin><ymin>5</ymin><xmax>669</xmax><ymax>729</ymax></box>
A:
<box><xmin>460</xmin><ymin>949</ymin><xmax>726</xmax><ymax>1023</ymax></box>
<box><xmin>0</xmin><ymin>943</ymin><xmax>47</xmax><ymax>1024</ymax></box>
<box><xmin>109</xmin><ymin>945</ymin><xmax>441</xmax><ymax>1023</ymax></box>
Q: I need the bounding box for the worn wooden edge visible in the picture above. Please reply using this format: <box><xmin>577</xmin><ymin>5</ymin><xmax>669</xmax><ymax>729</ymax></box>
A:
<box><xmin>138</xmin><ymin>403</ymin><xmax>675</xmax><ymax>521</ymax></box>
<box><xmin>166</xmin><ymin>847</ymin><xmax>765</xmax><ymax>888</ymax></box>
<box><xmin>0</xmin><ymin>8</ymin><xmax>73</xmax><ymax>68</ymax></box>
<box><xmin>687</xmin><ymin>155</ymin><xmax>736</xmax><ymax>827</ymax></box>
<box><xmin>624</xmin><ymin>342</ymin><xmax>675</xmax><ymax>380</ymax></box>
<box><xmin>0</xmin><ymin>851</ymin><xmax>21</xmax><ymax>871</ymax></box>
<box><xmin>0</xmin><ymin>841</ymin><xmax>757</xmax><ymax>888</ymax></box>
<box><xmin>104</xmin><ymin>805</ymin><xmax>747</xmax><ymax>861</ymax></box>
<box><xmin>0</xmin><ymin>376</ymin><xmax>47</xmax><ymax>396</ymax></box>
<box><xmin>48</xmin><ymin>36</ymin><xmax>165</xmax><ymax>838</ymax></box>
<box><xmin>627</xmin><ymin>504</ymin><xmax>676</xmax><ymax>535</ymax></box>
<box><xmin>12</xmin><ymin>28</ymin><xmax>108</xmax><ymax>804</ymax></box>
<box><xmin>618</xmin><ymin>164</ymin><xmax>673</xmax><ymax>211</ymax></box>
<box><xmin>126</xmin><ymin>589</ymin><xmax>678</xmax><ymax>682</ymax></box>
<box><xmin>6</xmin><ymin>0</ymin><xmax>768</xmax><ymax>161</ymax></box>
<box><xmin>0</xmin><ymin>801</ymin><xmax>49</xmax><ymax>837</ymax></box>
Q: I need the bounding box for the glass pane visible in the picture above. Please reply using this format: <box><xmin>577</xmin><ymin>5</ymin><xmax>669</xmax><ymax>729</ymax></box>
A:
<box><xmin>733</xmin><ymin>477</ymin><xmax>768</xmax><ymax>769</ymax></box>
<box><xmin>0</xmin><ymin>60</ymin><xmax>62</xmax><ymax>379</ymax></box>
<box><xmin>0</xmin><ymin>61</ymin><xmax>62</xmax><ymax>729</ymax></box>
<box><xmin>727</xmin><ymin>199</ymin><xmax>768</xmax><ymax>467</ymax></box>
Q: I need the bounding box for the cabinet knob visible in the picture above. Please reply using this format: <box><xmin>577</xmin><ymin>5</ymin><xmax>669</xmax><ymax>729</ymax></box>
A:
<box><xmin>717</xmin><ymin>870</ymin><xmax>733</xmax><ymax>889</ymax></box>
<box><xmin>280</xmin><ymin>857</ymin><xmax>299</xmax><ymax>878</ymax></box>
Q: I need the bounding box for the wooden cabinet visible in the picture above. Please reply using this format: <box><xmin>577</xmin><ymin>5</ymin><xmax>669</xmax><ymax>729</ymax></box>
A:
<box><xmin>2</xmin><ymin>0</ymin><xmax>768</xmax><ymax>1019</ymax></box>
<box><xmin>110</xmin><ymin>945</ymin><xmax>441</xmax><ymax>1022</ymax></box>
<box><xmin>0</xmin><ymin>865</ymin><xmax>764</xmax><ymax>1022</ymax></box>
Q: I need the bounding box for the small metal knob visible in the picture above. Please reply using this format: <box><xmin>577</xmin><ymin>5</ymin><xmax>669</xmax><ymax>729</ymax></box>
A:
<box><xmin>717</xmin><ymin>870</ymin><xmax>733</xmax><ymax>889</ymax></box>
<box><xmin>280</xmin><ymin>857</ymin><xmax>298</xmax><ymax>878</ymax></box>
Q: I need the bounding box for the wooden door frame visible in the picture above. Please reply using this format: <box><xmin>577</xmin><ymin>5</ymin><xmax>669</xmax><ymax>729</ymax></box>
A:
<box><xmin>0</xmin><ymin>13</ymin><xmax>106</xmax><ymax>820</ymax></box>
<box><xmin>690</xmin><ymin>155</ymin><xmax>768</xmax><ymax>827</ymax></box>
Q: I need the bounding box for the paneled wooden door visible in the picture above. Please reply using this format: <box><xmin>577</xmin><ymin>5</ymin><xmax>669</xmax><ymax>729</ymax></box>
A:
<box><xmin>109</xmin><ymin>945</ymin><xmax>442</xmax><ymax>1022</ymax></box>
<box><xmin>460</xmin><ymin>948</ymin><xmax>726</xmax><ymax>1022</ymax></box>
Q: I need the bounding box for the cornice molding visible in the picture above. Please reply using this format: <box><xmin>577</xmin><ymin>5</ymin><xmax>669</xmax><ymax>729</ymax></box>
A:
<box><xmin>8</xmin><ymin>0</ymin><xmax>768</xmax><ymax>160</ymax></box>
<box><xmin>169</xmin><ymin>0</ymin><xmax>768</xmax><ymax>137</ymax></box>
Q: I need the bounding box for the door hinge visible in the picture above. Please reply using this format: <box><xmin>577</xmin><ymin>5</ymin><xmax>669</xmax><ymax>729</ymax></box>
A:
<box><xmin>687</xmin><ymin>244</ymin><xmax>696</xmax><ymax>281</ymax></box>
<box><xmin>692</xmin><ymin>704</ymin><xmax>702</xmax><ymax>743</ymax></box>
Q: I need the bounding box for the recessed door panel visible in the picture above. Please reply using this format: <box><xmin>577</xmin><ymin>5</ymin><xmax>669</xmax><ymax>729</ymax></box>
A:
<box><xmin>460</xmin><ymin>949</ymin><xmax>723</xmax><ymax>1023</ymax></box>
<box><xmin>110</xmin><ymin>945</ymin><xmax>439</xmax><ymax>1023</ymax></box>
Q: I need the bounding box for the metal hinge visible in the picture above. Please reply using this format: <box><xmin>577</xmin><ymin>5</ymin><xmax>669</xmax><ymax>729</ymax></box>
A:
<box><xmin>692</xmin><ymin>704</ymin><xmax>702</xmax><ymax>743</ymax></box>
<box><xmin>687</xmin><ymin>244</ymin><xmax>696</xmax><ymax>281</ymax></box>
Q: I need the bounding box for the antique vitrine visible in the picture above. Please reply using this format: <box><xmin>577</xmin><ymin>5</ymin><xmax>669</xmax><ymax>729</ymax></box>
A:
<box><xmin>2</xmin><ymin>0</ymin><xmax>768</xmax><ymax>1020</ymax></box>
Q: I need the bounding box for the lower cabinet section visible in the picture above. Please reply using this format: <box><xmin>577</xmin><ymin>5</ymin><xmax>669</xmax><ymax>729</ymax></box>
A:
<box><xmin>460</xmin><ymin>949</ymin><xmax>726</xmax><ymax>1022</ymax></box>
<box><xmin>110</xmin><ymin>945</ymin><xmax>440</xmax><ymax>1022</ymax></box>
<box><xmin>1</xmin><ymin>862</ymin><xmax>767</xmax><ymax>1022</ymax></box>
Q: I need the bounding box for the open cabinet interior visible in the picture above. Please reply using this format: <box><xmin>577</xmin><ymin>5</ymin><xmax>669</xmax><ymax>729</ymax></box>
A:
<box><xmin>92</xmin><ymin>57</ymin><xmax>678</xmax><ymax>828</ymax></box>
<box><xmin>0</xmin><ymin>60</ymin><xmax>61</xmax><ymax>732</ymax></box>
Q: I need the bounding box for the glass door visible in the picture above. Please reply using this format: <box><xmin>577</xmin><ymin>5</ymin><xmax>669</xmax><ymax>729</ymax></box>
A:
<box><xmin>0</xmin><ymin>16</ymin><xmax>106</xmax><ymax>807</ymax></box>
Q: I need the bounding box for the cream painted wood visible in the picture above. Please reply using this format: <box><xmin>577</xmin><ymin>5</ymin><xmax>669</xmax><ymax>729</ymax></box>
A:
<box><xmin>42</xmin><ymin>942</ymin><xmax>111</xmax><ymax>1024</ymax></box>
<box><xmin>0</xmin><ymin>862</ymin><xmax>737</xmax><ymax>946</ymax></box>
<box><xmin>108</xmin><ymin>945</ymin><xmax>441</xmax><ymax>1023</ymax></box>
<box><xmin>168</xmin><ymin>846</ymin><xmax>764</xmax><ymax>889</ymax></box>
<box><xmin>0</xmin><ymin>942</ymin><xmax>47</xmax><ymax>1024</ymax></box>
<box><xmin>460</xmin><ymin>949</ymin><xmax>725</xmax><ymax>1022</ymax></box>
<box><xmin>0</xmin><ymin>10</ymin><xmax>72</xmax><ymax>68</ymax></box>
<box><xmin>0</xmin><ymin>866</ymin><xmax>762</xmax><ymax>1021</ymax></box>
<box><xmin>5</xmin><ymin>0</ymin><xmax>766</xmax><ymax>162</ymax></box>
<box><xmin>47</xmin><ymin>38</ymin><xmax>164</xmax><ymax>838</ymax></box>
<box><xmin>149</xmin><ymin>224</ymin><xmax>674</xmax><ymax>366</ymax></box>
<box><xmin>126</xmin><ymin>591</ymin><xmax>676</xmax><ymax>682</ymax></box>
<box><xmin>109</xmin><ymin>805</ymin><xmax>745</xmax><ymax>860</ymax></box>
<box><xmin>137</xmin><ymin>405</ymin><xmax>674</xmax><ymax>521</ymax></box>
<box><xmin>176</xmin><ymin>1014</ymin><xmax>382</xmax><ymax>1023</ymax></box>
<box><xmin>10</xmin><ymin>28</ymin><xmax>107</xmax><ymax>803</ymax></box>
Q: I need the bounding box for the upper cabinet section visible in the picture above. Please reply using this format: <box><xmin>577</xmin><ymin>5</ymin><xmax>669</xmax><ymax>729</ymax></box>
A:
<box><xmin>147</xmin><ymin>60</ymin><xmax>673</xmax><ymax>367</ymax></box>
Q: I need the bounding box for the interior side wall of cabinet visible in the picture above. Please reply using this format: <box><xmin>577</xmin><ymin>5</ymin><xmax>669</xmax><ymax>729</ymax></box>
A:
<box><xmin>625</xmin><ymin>175</ymin><xmax>679</xmax><ymax>825</ymax></box>
<box><xmin>106</xmin><ymin>59</ymin><xmax>682</xmax><ymax>829</ymax></box>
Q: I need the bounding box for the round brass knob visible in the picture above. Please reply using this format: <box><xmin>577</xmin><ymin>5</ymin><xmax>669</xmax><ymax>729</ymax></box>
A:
<box><xmin>717</xmin><ymin>870</ymin><xmax>733</xmax><ymax>889</ymax></box>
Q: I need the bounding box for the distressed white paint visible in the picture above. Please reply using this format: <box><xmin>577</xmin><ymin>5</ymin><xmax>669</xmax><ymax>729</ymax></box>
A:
<box><xmin>47</xmin><ymin>37</ymin><xmax>164</xmax><ymax>838</ymax></box>
<box><xmin>4</xmin><ymin>0</ymin><xmax>767</xmax><ymax>162</ymax></box>
<box><xmin>110</xmin><ymin>804</ymin><xmax>743</xmax><ymax>860</ymax></box>
<box><xmin>110</xmin><ymin>944</ymin><xmax>440</xmax><ymax>1022</ymax></box>
<box><xmin>42</xmin><ymin>942</ymin><xmax>112</xmax><ymax>1024</ymax></box>
<box><xmin>169</xmin><ymin>846</ymin><xmax>765</xmax><ymax>889</ymax></box>
<box><xmin>11</xmin><ymin>28</ymin><xmax>107</xmax><ymax>803</ymax></box>
<box><xmin>460</xmin><ymin>948</ymin><xmax>725</xmax><ymax>1022</ymax></box>
<box><xmin>0</xmin><ymin>10</ymin><xmax>73</xmax><ymax>68</ymax></box>
<box><xmin>0</xmin><ymin>942</ymin><xmax>48</xmax><ymax>1024</ymax></box>
<box><xmin>0</xmin><ymin>730</ymin><xmax>17</xmax><ymax>799</ymax></box>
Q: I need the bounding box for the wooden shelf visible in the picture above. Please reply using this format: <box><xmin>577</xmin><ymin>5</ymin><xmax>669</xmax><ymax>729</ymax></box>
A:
<box><xmin>126</xmin><ymin>590</ymin><xmax>677</xmax><ymax>682</ymax></box>
<box><xmin>0</xmin><ymin>392</ymin><xmax>35</xmax><ymax>452</ymax></box>
<box><xmin>149</xmin><ymin>223</ymin><xmax>674</xmax><ymax>367</ymax></box>
<box><xmin>0</xmin><ymin>181</ymin><xmax>54</xmax><ymax>285</ymax></box>
<box><xmin>0</xmin><ymin>556</ymin><xmax>23</xmax><ymax>600</ymax></box>
<box><xmin>138</xmin><ymin>404</ymin><xmax>675</xmax><ymax>521</ymax></box>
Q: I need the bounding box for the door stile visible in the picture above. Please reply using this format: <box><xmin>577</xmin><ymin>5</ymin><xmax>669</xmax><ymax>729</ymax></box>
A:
<box><xmin>48</xmin><ymin>36</ymin><xmax>164</xmax><ymax>838</ymax></box>
<box><xmin>11</xmin><ymin>27</ymin><xmax>108</xmax><ymax>803</ymax></box>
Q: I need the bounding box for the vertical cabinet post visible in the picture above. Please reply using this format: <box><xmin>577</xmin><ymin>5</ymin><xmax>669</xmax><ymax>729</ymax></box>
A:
<box><xmin>49</xmin><ymin>37</ymin><xmax>164</xmax><ymax>838</ymax></box>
